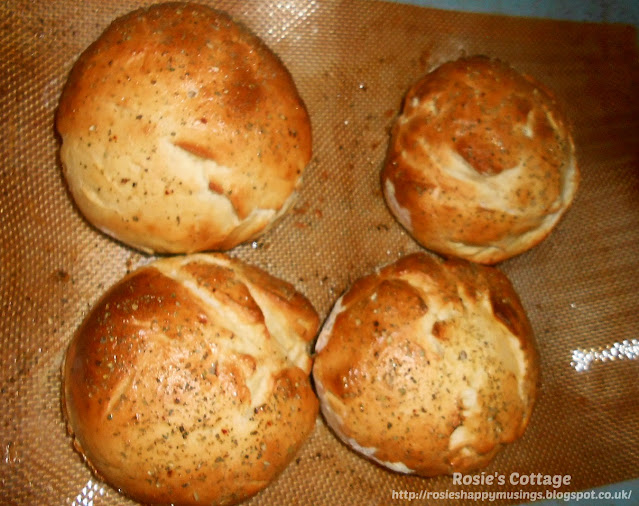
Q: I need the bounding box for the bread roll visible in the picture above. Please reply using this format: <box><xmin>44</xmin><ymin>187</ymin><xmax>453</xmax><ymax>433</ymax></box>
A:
<box><xmin>382</xmin><ymin>55</ymin><xmax>578</xmax><ymax>264</ymax></box>
<box><xmin>56</xmin><ymin>3</ymin><xmax>312</xmax><ymax>253</ymax></box>
<box><xmin>62</xmin><ymin>253</ymin><xmax>319</xmax><ymax>505</ymax></box>
<box><xmin>312</xmin><ymin>252</ymin><xmax>538</xmax><ymax>476</ymax></box>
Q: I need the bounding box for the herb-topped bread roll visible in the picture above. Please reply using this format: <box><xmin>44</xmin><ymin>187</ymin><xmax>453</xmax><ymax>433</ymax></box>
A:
<box><xmin>313</xmin><ymin>252</ymin><xmax>538</xmax><ymax>476</ymax></box>
<box><xmin>56</xmin><ymin>2</ymin><xmax>312</xmax><ymax>253</ymax></box>
<box><xmin>382</xmin><ymin>56</ymin><xmax>578</xmax><ymax>264</ymax></box>
<box><xmin>62</xmin><ymin>253</ymin><xmax>319</xmax><ymax>505</ymax></box>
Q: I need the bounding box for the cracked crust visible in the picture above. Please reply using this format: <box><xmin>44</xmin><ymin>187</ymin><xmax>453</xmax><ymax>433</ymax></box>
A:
<box><xmin>381</xmin><ymin>55</ymin><xmax>578</xmax><ymax>264</ymax></box>
<box><xmin>56</xmin><ymin>2</ymin><xmax>311</xmax><ymax>253</ymax></box>
<box><xmin>62</xmin><ymin>253</ymin><xmax>319</xmax><ymax>505</ymax></box>
<box><xmin>312</xmin><ymin>252</ymin><xmax>538</xmax><ymax>476</ymax></box>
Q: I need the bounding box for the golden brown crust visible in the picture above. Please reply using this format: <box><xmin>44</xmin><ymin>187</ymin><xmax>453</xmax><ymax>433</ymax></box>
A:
<box><xmin>312</xmin><ymin>252</ymin><xmax>538</xmax><ymax>477</ymax></box>
<box><xmin>62</xmin><ymin>253</ymin><xmax>319</xmax><ymax>505</ymax></box>
<box><xmin>56</xmin><ymin>3</ymin><xmax>311</xmax><ymax>253</ymax></box>
<box><xmin>382</xmin><ymin>55</ymin><xmax>578</xmax><ymax>264</ymax></box>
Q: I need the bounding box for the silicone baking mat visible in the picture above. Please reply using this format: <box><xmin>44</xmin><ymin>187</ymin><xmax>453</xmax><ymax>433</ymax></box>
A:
<box><xmin>1</xmin><ymin>0</ymin><xmax>638</xmax><ymax>504</ymax></box>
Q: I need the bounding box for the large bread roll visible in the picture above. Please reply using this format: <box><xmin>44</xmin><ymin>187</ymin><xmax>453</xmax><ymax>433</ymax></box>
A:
<box><xmin>62</xmin><ymin>253</ymin><xmax>319</xmax><ymax>505</ymax></box>
<box><xmin>382</xmin><ymin>55</ymin><xmax>578</xmax><ymax>264</ymax></box>
<box><xmin>313</xmin><ymin>252</ymin><xmax>538</xmax><ymax>476</ymax></box>
<box><xmin>56</xmin><ymin>3</ymin><xmax>312</xmax><ymax>253</ymax></box>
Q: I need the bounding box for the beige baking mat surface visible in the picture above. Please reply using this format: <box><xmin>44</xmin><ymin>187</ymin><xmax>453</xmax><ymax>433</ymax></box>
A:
<box><xmin>1</xmin><ymin>0</ymin><xmax>638</xmax><ymax>504</ymax></box>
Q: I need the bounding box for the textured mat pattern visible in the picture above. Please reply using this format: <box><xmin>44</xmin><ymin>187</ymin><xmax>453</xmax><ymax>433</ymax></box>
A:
<box><xmin>1</xmin><ymin>0</ymin><xmax>638</xmax><ymax>504</ymax></box>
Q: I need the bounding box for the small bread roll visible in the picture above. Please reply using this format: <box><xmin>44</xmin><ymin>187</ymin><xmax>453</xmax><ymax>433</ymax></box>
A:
<box><xmin>62</xmin><ymin>254</ymin><xmax>319</xmax><ymax>505</ymax></box>
<box><xmin>382</xmin><ymin>56</ymin><xmax>578</xmax><ymax>264</ymax></box>
<box><xmin>56</xmin><ymin>3</ymin><xmax>312</xmax><ymax>253</ymax></box>
<box><xmin>313</xmin><ymin>252</ymin><xmax>538</xmax><ymax>476</ymax></box>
